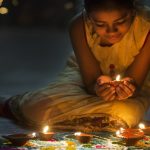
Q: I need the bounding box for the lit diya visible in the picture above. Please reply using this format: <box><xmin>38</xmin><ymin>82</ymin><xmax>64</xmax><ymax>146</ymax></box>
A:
<box><xmin>39</xmin><ymin>125</ymin><xmax>55</xmax><ymax>141</ymax></box>
<box><xmin>74</xmin><ymin>132</ymin><xmax>93</xmax><ymax>143</ymax></box>
<box><xmin>116</xmin><ymin>128</ymin><xmax>144</xmax><ymax>146</ymax></box>
<box><xmin>139</xmin><ymin>123</ymin><xmax>150</xmax><ymax>135</ymax></box>
<box><xmin>2</xmin><ymin>133</ymin><xmax>36</xmax><ymax>146</ymax></box>
<box><xmin>110</xmin><ymin>74</ymin><xmax>122</xmax><ymax>87</ymax></box>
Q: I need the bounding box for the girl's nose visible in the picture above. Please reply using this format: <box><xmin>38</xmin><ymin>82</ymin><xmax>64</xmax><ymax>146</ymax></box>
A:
<box><xmin>106</xmin><ymin>25</ymin><xmax>118</xmax><ymax>33</ymax></box>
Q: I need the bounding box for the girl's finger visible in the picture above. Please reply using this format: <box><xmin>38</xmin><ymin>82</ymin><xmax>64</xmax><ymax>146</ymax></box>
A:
<box><xmin>106</xmin><ymin>93</ymin><xmax>116</xmax><ymax>101</ymax></box>
<box><xmin>96</xmin><ymin>83</ymin><xmax>110</xmax><ymax>94</ymax></box>
<box><xmin>123</xmin><ymin>81</ymin><xmax>136</xmax><ymax>92</ymax></box>
<box><xmin>116</xmin><ymin>86</ymin><xmax>128</xmax><ymax>100</ymax></box>
<box><xmin>119</xmin><ymin>83</ymin><xmax>133</xmax><ymax>97</ymax></box>
<box><xmin>102</xmin><ymin>88</ymin><xmax>116</xmax><ymax>101</ymax></box>
<box><xmin>100</xmin><ymin>86</ymin><xmax>115</xmax><ymax>98</ymax></box>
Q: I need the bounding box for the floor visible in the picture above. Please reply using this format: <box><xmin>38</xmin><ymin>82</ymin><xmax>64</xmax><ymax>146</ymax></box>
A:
<box><xmin>0</xmin><ymin>27</ymin><xmax>72</xmax><ymax>97</ymax></box>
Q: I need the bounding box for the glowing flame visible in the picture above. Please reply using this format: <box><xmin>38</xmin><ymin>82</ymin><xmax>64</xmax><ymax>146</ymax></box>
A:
<box><xmin>120</xmin><ymin>128</ymin><xmax>125</xmax><ymax>133</ymax></box>
<box><xmin>32</xmin><ymin>132</ymin><xmax>36</xmax><ymax>137</ymax></box>
<box><xmin>43</xmin><ymin>125</ymin><xmax>49</xmax><ymax>133</ymax></box>
<box><xmin>116</xmin><ymin>130</ymin><xmax>120</xmax><ymax>136</ymax></box>
<box><xmin>74</xmin><ymin>132</ymin><xmax>81</xmax><ymax>136</ymax></box>
<box><xmin>139</xmin><ymin>123</ymin><xmax>145</xmax><ymax>129</ymax></box>
<box><xmin>116</xmin><ymin>75</ymin><xmax>121</xmax><ymax>81</ymax></box>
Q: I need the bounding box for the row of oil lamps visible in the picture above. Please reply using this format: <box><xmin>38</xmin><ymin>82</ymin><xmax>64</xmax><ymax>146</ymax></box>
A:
<box><xmin>2</xmin><ymin>123</ymin><xmax>150</xmax><ymax>146</ymax></box>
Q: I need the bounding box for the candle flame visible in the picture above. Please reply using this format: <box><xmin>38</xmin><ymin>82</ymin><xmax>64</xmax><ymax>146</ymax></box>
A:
<box><xmin>139</xmin><ymin>123</ymin><xmax>145</xmax><ymax>129</ymax></box>
<box><xmin>116</xmin><ymin>75</ymin><xmax>121</xmax><ymax>81</ymax></box>
<box><xmin>74</xmin><ymin>132</ymin><xmax>81</xmax><ymax>136</ymax></box>
<box><xmin>120</xmin><ymin>127</ymin><xmax>125</xmax><ymax>133</ymax></box>
<box><xmin>32</xmin><ymin>132</ymin><xmax>36</xmax><ymax>137</ymax></box>
<box><xmin>116</xmin><ymin>130</ymin><xmax>120</xmax><ymax>136</ymax></box>
<box><xmin>43</xmin><ymin>125</ymin><xmax>49</xmax><ymax>133</ymax></box>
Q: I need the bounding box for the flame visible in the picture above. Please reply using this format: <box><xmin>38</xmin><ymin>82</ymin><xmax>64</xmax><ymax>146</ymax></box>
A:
<box><xmin>116</xmin><ymin>130</ymin><xmax>120</xmax><ymax>136</ymax></box>
<box><xmin>43</xmin><ymin>125</ymin><xmax>49</xmax><ymax>133</ymax></box>
<box><xmin>32</xmin><ymin>132</ymin><xmax>36</xmax><ymax>137</ymax></box>
<box><xmin>120</xmin><ymin>128</ymin><xmax>125</xmax><ymax>133</ymax></box>
<box><xmin>74</xmin><ymin>132</ymin><xmax>81</xmax><ymax>136</ymax></box>
<box><xmin>116</xmin><ymin>75</ymin><xmax>121</xmax><ymax>81</ymax></box>
<box><xmin>139</xmin><ymin>123</ymin><xmax>145</xmax><ymax>129</ymax></box>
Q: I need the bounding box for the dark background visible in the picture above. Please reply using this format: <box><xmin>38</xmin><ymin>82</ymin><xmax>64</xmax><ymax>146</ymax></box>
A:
<box><xmin>0</xmin><ymin>0</ymin><xmax>83</xmax><ymax>27</ymax></box>
<box><xmin>0</xmin><ymin>0</ymin><xmax>84</xmax><ymax>97</ymax></box>
<box><xmin>0</xmin><ymin>0</ymin><xmax>149</xmax><ymax>97</ymax></box>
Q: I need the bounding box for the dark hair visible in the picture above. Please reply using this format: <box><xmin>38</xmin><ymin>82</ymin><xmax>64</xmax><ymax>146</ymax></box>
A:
<box><xmin>84</xmin><ymin>0</ymin><xmax>135</xmax><ymax>13</ymax></box>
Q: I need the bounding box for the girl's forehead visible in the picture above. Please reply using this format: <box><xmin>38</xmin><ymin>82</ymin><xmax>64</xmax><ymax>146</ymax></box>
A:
<box><xmin>89</xmin><ymin>9</ymin><xmax>129</xmax><ymax>22</ymax></box>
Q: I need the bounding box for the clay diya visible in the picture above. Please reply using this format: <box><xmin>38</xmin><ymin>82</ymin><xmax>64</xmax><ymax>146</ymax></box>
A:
<box><xmin>39</xmin><ymin>132</ymin><xmax>55</xmax><ymax>141</ymax></box>
<box><xmin>110</xmin><ymin>80</ymin><xmax>121</xmax><ymax>87</ymax></box>
<box><xmin>74</xmin><ymin>132</ymin><xmax>93</xmax><ymax>144</ymax></box>
<box><xmin>2</xmin><ymin>133</ymin><xmax>34</xmax><ymax>146</ymax></box>
<box><xmin>39</xmin><ymin>125</ymin><xmax>55</xmax><ymax>141</ymax></box>
<box><xmin>141</xmin><ymin>127</ymin><xmax>150</xmax><ymax>135</ymax></box>
<box><xmin>116</xmin><ymin>128</ymin><xmax>144</xmax><ymax>146</ymax></box>
<box><xmin>110</xmin><ymin>74</ymin><xmax>122</xmax><ymax>87</ymax></box>
<box><xmin>139</xmin><ymin>123</ymin><xmax>150</xmax><ymax>135</ymax></box>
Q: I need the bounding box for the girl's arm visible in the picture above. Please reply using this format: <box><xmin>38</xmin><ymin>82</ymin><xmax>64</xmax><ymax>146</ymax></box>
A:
<box><xmin>116</xmin><ymin>32</ymin><xmax>150</xmax><ymax>100</ymax></box>
<box><xmin>125</xmin><ymin>32</ymin><xmax>150</xmax><ymax>88</ymax></box>
<box><xmin>69</xmin><ymin>13</ymin><xmax>102</xmax><ymax>94</ymax></box>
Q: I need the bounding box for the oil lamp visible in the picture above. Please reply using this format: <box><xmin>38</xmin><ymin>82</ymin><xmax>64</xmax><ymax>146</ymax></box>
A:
<box><xmin>39</xmin><ymin>125</ymin><xmax>55</xmax><ymax>141</ymax></box>
<box><xmin>116</xmin><ymin>128</ymin><xmax>144</xmax><ymax>146</ymax></box>
<box><xmin>74</xmin><ymin>132</ymin><xmax>93</xmax><ymax>143</ymax></box>
<box><xmin>139</xmin><ymin>123</ymin><xmax>150</xmax><ymax>135</ymax></box>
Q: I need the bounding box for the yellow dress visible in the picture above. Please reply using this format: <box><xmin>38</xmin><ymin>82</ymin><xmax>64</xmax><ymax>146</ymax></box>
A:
<box><xmin>8</xmin><ymin>12</ymin><xmax>150</xmax><ymax>132</ymax></box>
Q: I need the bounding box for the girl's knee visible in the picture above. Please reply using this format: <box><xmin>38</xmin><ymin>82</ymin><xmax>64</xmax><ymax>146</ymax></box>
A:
<box><xmin>112</xmin><ymin>100</ymin><xmax>145</xmax><ymax>127</ymax></box>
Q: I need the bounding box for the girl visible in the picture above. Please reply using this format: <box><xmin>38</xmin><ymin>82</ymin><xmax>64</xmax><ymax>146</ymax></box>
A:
<box><xmin>1</xmin><ymin>0</ymin><xmax>150</xmax><ymax>132</ymax></box>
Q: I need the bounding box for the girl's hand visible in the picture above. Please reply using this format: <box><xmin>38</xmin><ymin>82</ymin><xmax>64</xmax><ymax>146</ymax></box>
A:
<box><xmin>95</xmin><ymin>75</ymin><xmax>116</xmax><ymax>101</ymax></box>
<box><xmin>97</xmin><ymin>75</ymin><xmax>112</xmax><ymax>85</ymax></box>
<box><xmin>115</xmin><ymin>77</ymin><xmax>136</xmax><ymax>100</ymax></box>
<box><xmin>95</xmin><ymin>83</ymin><xmax>116</xmax><ymax>101</ymax></box>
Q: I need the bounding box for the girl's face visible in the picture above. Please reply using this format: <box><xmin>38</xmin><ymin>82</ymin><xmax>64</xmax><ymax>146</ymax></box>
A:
<box><xmin>89</xmin><ymin>9</ymin><xmax>134</xmax><ymax>45</ymax></box>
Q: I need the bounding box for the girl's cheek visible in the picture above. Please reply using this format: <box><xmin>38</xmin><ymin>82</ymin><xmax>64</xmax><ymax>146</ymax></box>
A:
<box><xmin>95</xmin><ymin>29</ymin><xmax>106</xmax><ymax>36</ymax></box>
<box><xmin>118</xmin><ymin>22</ymin><xmax>132</xmax><ymax>33</ymax></box>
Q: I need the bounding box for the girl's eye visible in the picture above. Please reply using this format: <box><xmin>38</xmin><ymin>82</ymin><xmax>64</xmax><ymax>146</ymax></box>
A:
<box><xmin>95</xmin><ymin>19</ymin><xmax>127</xmax><ymax>28</ymax></box>
<box><xmin>96</xmin><ymin>24</ymin><xmax>106</xmax><ymax>27</ymax></box>
<box><xmin>116</xmin><ymin>20</ymin><xmax>126</xmax><ymax>25</ymax></box>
